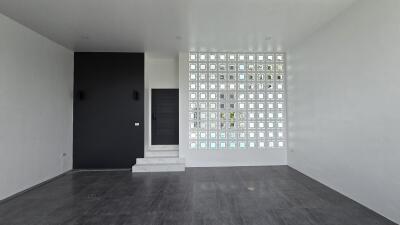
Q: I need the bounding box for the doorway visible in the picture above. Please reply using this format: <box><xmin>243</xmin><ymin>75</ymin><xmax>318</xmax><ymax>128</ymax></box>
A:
<box><xmin>151</xmin><ymin>89</ymin><xmax>179</xmax><ymax>145</ymax></box>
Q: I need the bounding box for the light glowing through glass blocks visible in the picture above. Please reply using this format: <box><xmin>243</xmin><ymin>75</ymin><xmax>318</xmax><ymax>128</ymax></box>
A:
<box><xmin>188</xmin><ymin>52</ymin><xmax>287</xmax><ymax>149</ymax></box>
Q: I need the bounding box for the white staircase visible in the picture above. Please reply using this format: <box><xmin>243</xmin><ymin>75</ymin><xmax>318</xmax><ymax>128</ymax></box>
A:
<box><xmin>132</xmin><ymin>145</ymin><xmax>185</xmax><ymax>172</ymax></box>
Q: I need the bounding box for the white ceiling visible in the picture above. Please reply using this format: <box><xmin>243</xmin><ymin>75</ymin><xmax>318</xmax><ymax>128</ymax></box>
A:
<box><xmin>0</xmin><ymin>0</ymin><xmax>357</xmax><ymax>53</ymax></box>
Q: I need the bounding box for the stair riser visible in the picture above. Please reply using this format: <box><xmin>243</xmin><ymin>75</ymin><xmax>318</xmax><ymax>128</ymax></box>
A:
<box><xmin>137</xmin><ymin>158</ymin><xmax>185</xmax><ymax>165</ymax></box>
<box><xmin>132</xmin><ymin>164</ymin><xmax>185</xmax><ymax>172</ymax></box>
<box><xmin>145</xmin><ymin>151</ymin><xmax>178</xmax><ymax>157</ymax></box>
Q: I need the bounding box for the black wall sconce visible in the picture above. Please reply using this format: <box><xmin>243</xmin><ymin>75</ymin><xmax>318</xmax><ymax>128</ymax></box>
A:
<box><xmin>76</xmin><ymin>90</ymin><xmax>86</xmax><ymax>101</ymax></box>
<box><xmin>133</xmin><ymin>90</ymin><xmax>139</xmax><ymax>101</ymax></box>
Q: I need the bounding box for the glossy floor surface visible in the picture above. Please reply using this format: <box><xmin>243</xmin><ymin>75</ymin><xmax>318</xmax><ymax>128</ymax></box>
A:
<box><xmin>0</xmin><ymin>166</ymin><xmax>396</xmax><ymax>225</ymax></box>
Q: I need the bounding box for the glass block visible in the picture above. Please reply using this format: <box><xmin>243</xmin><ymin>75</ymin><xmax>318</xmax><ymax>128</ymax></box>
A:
<box><xmin>269</xmin><ymin>141</ymin><xmax>274</xmax><ymax>148</ymax></box>
<box><xmin>190</xmin><ymin>63</ymin><xmax>197</xmax><ymax>71</ymax></box>
<box><xmin>199</xmin><ymin>92</ymin><xmax>207</xmax><ymax>100</ymax></box>
<box><xmin>219</xmin><ymin>54</ymin><xmax>226</xmax><ymax>61</ymax></box>
<box><xmin>257</xmin><ymin>73</ymin><xmax>265</xmax><ymax>80</ymax></box>
<box><xmin>199</xmin><ymin>102</ymin><xmax>207</xmax><ymax>109</ymax></box>
<box><xmin>210</xmin><ymin>142</ymin><xmax>217</xmax><ymax>149</ymax></box>
<box><xmin>189</xmin><ymin>73</ymin><xmax>197</xmax><ymax>80</ymax></box>
<box><xmin>189</xmin><ymin>53</ymin><xmax>197</xmax><ymax>61</ymax></box>
<box><xmin>268</xmin><ymin>93</ymin><xmax>274</xmax><ymax>99</ymax></box>
<box><xmin>249</xmin><ymin>142</ymin><xmax>255</xmax><ymax>148</ymax></box>
<box><xmin>257</xmin><ymin>54</ymin><xmax>264</xmax><ymax>61</ymax></box>
<box><xmin>258</xmin><ymin>103</ymin><xmax>264</xmax><ymax>109</ymax></box>
<box><xmin>278</xmin><ymin>141</ymin><xmax>284</xmax><ymax>147</ymax></box>
<box><xmin>189</xmin><ymin>92</ymin><xmax>197</xmax><ymax>100</ymax></box>
<box><xmin>268</xmin><ymin>122</ymin><xmax>274</xmax><ymax>128</ymax></box>
<box><xmin>277</xmin><ymin>93</ymin><xmax>283</xmax><ymax>99</ymax></box>
<box><xmin>209</xmin><ymin>54</ymin><xmax>216</xmax><ymax>61</ymax></box>
<box><xmin>278</xmin><ymin>131</ymin><xmax>284</xmax><ymax>138</ymax></box>
<box><xmin>268</xmin><ymin>131</ymin><xmax>274</xmax><ymax>138</ymax></box>
<box><xmin>209</xmin><ymin>73</ymin><xmax>217</xmax><ymax>80</ymax></box>
<box><xmin>248</xmin><ymin>93</ymin><xmax>255</xmax><ymax>100</ymax></box>
<box><xmin>229</xmin><ymin>142</ymin><xmax>236</xmax><ymax>148</ymax></box>
<box><xmin>229</xmin><ymin>54</ymin><xmax>236</xmax><ymax>60</ymax></box>
<box><xmin>209</xmin><ymin>112</ymin><xmax>217</xmax><ymax>119</ymax></box>
<box><xmin>210</xmin><ymin>132</ymin><xmax>217</xmax><ymax>139</ymax></box>
<box><xmin>238</xmin><ymin>64</ymin><xmax>245</xmax><ymax>71</ymax></box>
<box><xmin>259</xmin><ymin>132</ymin><xmax>265</xmax><ymax>138</ymax></box>
<box><xmin>189</xmin><ymin>83</ymin><xmax>197</xmax><ymax>90</ymax></box>
<box><xmin>228</xmin><ymin>64</ymin><xmax>236</xmax><ymax>71</ymax></box>
<box><xmin>209</xmin><ymin>83</ymin><xmax>217</xmax><ymax>90</ymax></box>
<box><xmin>209</xmin><ymin>63</ymin><xmax>217</xmax><ymax>71</ymax></box>
<box><xmin>189</xmin><ymin>102</ymin><xmax>197</xmax><ymax>110</ymax></box>
<box><xmin>219</xmin><ymin>63</ymin><xmax>227</xmax><ymax>71</ymax></box>
<box><xmin>238</xmin><ymin>73</ymin><xmax>246</xmax><ymax>80</ymax></box>
<box><xmin>199</xmin><ymin>73</ymin><xmax>207</xmax><ymax>80</ymax></box>
<box><xmin>199</xmin><ymin>83</ymin><xmax>207</xmax><ymax>90</ymax></box>
<box><xmin>239</xmin><ymin>142</ymin><xmax>246</xmax><ymax>148</ymax></box>
<box><xmin>248</xmin><ymin>54</ymin><xmax>255</xmax><ymax>61</ymax></box>
<box><xmin>190</xmin><ymin>132</ymin><xmax>197</xmax><ymax>139</ymax></box>
<box><xmin>266</xmin><ymin>64</ymin><xmax>274</xmax><ymax>72</ymax></box>
<box><xmin>267</xmin><ymin>54</ymin><xmax>274</xmax><ymax>62</ymax></box>
<box><xmin>228</xmin><ymin>73</ymin><xmax>236</xmax><ymax>80</ymax></box>
<box><xmin>259</xmin><ymin>141</ymin><xmax>265</xmax><ymax>148</ymax></box>
<box><xmin>257</xmin><ymin>64</ymin><xmax>264</xmax><ymax>71</ymax></box>
<box><xmin>248</xmin><ymin>64</ymin><xmax>255</xmax><ymax>71</ymax></box>
<box><xmin>276</xmin><ymin>83</ymin><xmax>284</xmax><ymax>90</ymax></box>
<box><xmin>199</xmin><ymin>53</ymin><xmax>207</xmax><ymax>61</ymax></box>
<box><xmin>209</xmin><ymin>93</ymin><xmax>217</xmax><ymax>100</ymax></box>
<box><xmin>200</xmin><ymin>141</ymin><xmax>207</xmax><ymax>149</ymax></box>
<box><xmin>189</xmin><ymin>112</ymin><xmax>197</xmax><ymax>120</ymax></box>
<box><xmin>258</xmin><ymin>93</ymin><xmax>264</xmax><ymax>100</ymax></box>
<box><xmin>248</xmin><ymin>73</ymin><xmax>255</xmax><ymax>81</ymax></box>
<box><xmin>276</xmin><ymin>64</ymin><xmax>284</xmax><ymax>72</ymax></box>
<box><xmin>199</xmin><ymin>63</ymin><xmax>207</xmax><ymax>71</ymax></box>
<box><xmin>258</xmin><ymin>112</ymin><xmax>265</xmax><ymax>119</ymax></box>
<box><xmin>238</xmin><ymin>54</ymin><xmax>245</xmax><ymax>61</ymax></box>
<box><xmin>220</xmin><ymin>142</ymin><xmax>227</xmax><ymax>148</ymax></box>
<box><xmin>268</xmin><ymin>103</ymin><xmax>274</xmax><ymax>109</ymax></box>
<box><xmin>190</xmin><ymin>141</ymin><xmax>197</xmax><ymax>149</ymax></box>
<box><xmin>249</xmin><ymin>132</ymin><xmax>255</xmax><ymax>139</ymax></box>
<box><xmin>209</xmin><ymin>103</ymin><xmax>217</xmax><ymax>109</ymax></box>
<box><xmin>276</xmin><ymin>54</ymin><xmax>284</xmax><ymax>62</ymax></box>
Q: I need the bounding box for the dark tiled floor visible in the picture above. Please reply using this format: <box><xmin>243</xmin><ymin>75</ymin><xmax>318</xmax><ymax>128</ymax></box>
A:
<box><xmin>0</xmin><ymin>166</ymin><xmax>396</xmax><ymax>225</ymax></box>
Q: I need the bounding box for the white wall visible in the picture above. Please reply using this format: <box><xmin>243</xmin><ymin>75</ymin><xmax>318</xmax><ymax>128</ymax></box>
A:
<box><xmin>0</xmin><ymin>14</ymin><xmax>73</xmax><ymax>200</ymax></box>
<box><xmin>144</xmin><ymin>54</ymin><xmax>179</xmax><ymax>150</ymax></box>
<box><xmin>179</xmin><ymin>53</ymin><xmax>287</xmax><ymax>167</ymax></box>
<box><xmin>288</xmin><ymin>0</ymin><xmax>400</xmax><ymax>223</ymax></box>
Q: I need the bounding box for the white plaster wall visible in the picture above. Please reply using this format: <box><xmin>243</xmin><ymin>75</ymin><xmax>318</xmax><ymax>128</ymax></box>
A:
<box><xmin>288</xmin><ymin>0</ymin><xmax>400</xmax><ymax>223</ymax></box>
<box><xmin>0</xmin><ymin>14</ymin><xmax>73</xmax><ymax>200</ymax></box>
<box><xmin>144</xmin><ymin>54</ymin><xmax>179</xmax><ymax>150</ymax></box>
<box><xmin>179</xmin><ymin>53</ymin><xmax>287</xmax><ymax>167</ymax></box>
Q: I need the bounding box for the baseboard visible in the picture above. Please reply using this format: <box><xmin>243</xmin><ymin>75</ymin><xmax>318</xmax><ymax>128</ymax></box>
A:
<box><xmin>0</xmin><ymin>170</ymin><xmax>72</xmax><ymax>205</ymax></box>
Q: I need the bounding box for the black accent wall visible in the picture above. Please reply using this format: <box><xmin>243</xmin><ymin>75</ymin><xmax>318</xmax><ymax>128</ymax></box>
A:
<box><xmin>73</xmin><ymin>53</ymin><xmax>144</xmax><ymax>169</ymax></box>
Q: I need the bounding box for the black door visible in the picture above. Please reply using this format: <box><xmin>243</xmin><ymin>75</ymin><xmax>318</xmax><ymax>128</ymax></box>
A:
<box><xmin>151</xmin><ymin>89</ymin><xmax>179</xmax><ymax>145</ymax></box>
<box><xmin>73</xmin><ymin>53</ymin><xmax>144</xmax><ymax>169</ymax></box>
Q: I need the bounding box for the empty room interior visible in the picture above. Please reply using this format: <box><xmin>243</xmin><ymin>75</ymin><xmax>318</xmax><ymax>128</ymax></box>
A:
<box><xmin>1</xmin><ymin>0</ymin><xmax>400</xmax><ymax>224</ymax></box>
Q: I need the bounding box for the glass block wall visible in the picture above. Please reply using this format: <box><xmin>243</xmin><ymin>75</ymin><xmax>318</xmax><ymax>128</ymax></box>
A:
<box><xmin>188</xmin><ymin>52</ymin><xmax>287</xmax><ymax>150</ymax></box>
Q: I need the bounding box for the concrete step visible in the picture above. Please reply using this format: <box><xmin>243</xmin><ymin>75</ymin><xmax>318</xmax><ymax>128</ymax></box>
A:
<box><xmin>148</xmin><ymin>145</ymin><xmax>179</xmax><ymax>151</ymax></box>
<box><xmin>145</xmin><ymin>150</ymin><xmax>178</xmax><ymax>158</ymax></box>
<box><xmin>137</xmin><ymin>157</ymin><xmax>185</xmax><ymax>165</ymax></box>
<box><xmin>132</xmin><ymin>163</ymin><xmax>185</xmax><ymax>172</ymax></box>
